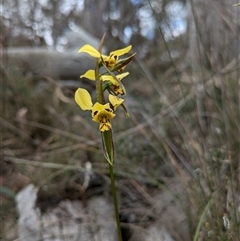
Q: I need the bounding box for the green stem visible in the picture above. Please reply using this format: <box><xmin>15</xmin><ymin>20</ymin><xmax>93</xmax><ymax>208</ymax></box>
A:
<box><xmin>95</xmin><ymin>32</ymin><xmax>106</xmax><ymax>104</ymax></box>
<box><xmin>103</xmin><ymin>131</ymin><xmax>122</xmax><ymax>241</ymax></box>
<box><xmin>109</xmin><ymin>162</ymin><xmax>122</xmax><ymax>241</ymax></box>
<box><xmin>95</xmin><ymin>60</ymin><xmax>104</xmax><ymax>104</ymax></box>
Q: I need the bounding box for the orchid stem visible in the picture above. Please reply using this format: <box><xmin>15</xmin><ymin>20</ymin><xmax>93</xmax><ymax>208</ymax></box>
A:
<box><xmin>109</xmin><ymin>162</ymin><xmax>122</xmax><ymax>241</ymax></box>
<box><xmin>95</xmin><ymin>33</ymin><xmax>106</xmax><ymax>104</ymax></box>
<box><xmin>95</xmin><ymin>59</ymin><xmax>104</xmax><ymax>104</ymax></box>
<box><xmin>96</xmin><ymin>33</ymin><xmax>122</xmax><ymax>241</ymax></box>
<box><xmin>103</xmin><ymin>131</ymin><xmax>122</xmax><ymax>241</ymax></box>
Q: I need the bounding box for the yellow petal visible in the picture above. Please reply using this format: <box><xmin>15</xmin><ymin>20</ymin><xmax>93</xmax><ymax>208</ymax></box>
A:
<box><xmin>78</xmin><ymin>45</ymin><xmax>101</xmax><ymax>58</ymax></box>
<box><xmin>116</xmin><ymin>72</ymin><xmax>129</xmax><ymax>80</ymax></box>
<box><xmin>80</xmin><ymin>70</ymin><xmax>96</xmax><ymax>81</ymax></box>
<box><xmin>110</xmin><ymin>45</ymin><xmax>132</xmax><ymax>57</ymax></box>
<box><xmin>108</xmin><ymin>94</ymin><xmax>124</xmax><ymax>110</ymax></box>
<box><xmin>92</xmin><ymin>102</ymin><xmax>107</xmax><ymax>113</ymax></box>
<box><xmin>101</xmin><ymin>72</ymin><xmax>129</xmax><ymax>85</ymax></box>
<box><xmin>101</xmin><ymin>75</ymin><xmax>116</xmax><ymax>84</ymax></box>
<box><xmin>74</xmin><ymin>88</ymin><xmax>93</xmax><ymax>110</ymax></box>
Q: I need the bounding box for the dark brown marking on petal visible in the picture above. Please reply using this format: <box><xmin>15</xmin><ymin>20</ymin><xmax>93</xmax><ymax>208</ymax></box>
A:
<box><xmin>93</xmin><ymin>110</ymin><xmax>98</xmax><ymax>116</ymax></box>
<box><xmin>105</xmin><ymin>108</ymin><xmax>112</xmax><ymax>113</ymax></box>
<box><xmin>100</xmin><ymin>122</ymin><xmax>111</xmax><ymax>131</ymax></box>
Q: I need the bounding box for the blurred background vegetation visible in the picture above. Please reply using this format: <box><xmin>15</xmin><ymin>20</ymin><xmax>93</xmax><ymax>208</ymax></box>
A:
<box><xmin>1</xmin><ymin>0</ymin><xmax>240</xmax><ymax>240</ymax></box>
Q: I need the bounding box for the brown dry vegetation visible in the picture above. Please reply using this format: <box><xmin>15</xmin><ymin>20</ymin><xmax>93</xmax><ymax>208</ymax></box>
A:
<box><xmin>1</xmin><ymin>1</ymin><xmax>240</xmax><ymax>241</ymax></box>
<box><xmin>1</xmin><ymin>53</ymin><xmax>240</xmax><ymax>241</ymax></box>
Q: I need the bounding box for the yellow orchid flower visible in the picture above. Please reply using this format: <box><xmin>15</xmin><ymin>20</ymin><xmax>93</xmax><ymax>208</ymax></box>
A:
<box><xmin>92</xmin><ymin>95</ymin><xmax>124</xmax><ymax>130</ymax></box>
<box><xmin>101</xmin><ymin>72</ymin><xmax>129</xmax><ymax>85</ymax></box>
<box><xmin>101</xmin><ymin>72</ymin><xmax>129</xmax><ymax>95</ymax></box>
<box><xmin>74</xmin><ymin>88</ymin><xmax>122</xmax><ymax>132</ymax></box>
<box><xmin>91</xmin><ymin>102</ymin><xmax>115</xmax><ymax>132</ymax></box>
<box><xmin>101</xmin><ymin>45</ymin><xmax>132</xmax><ymax>68</ymax></box>
<box><xmin>78</xmin><ymin>44</ymin><xmax>133</xmax><ymax>71</ymax></box>
<box><xmin>81</xmin><ymin>70</ymin><xmax>129</xmax><ymax>95</ymax></box>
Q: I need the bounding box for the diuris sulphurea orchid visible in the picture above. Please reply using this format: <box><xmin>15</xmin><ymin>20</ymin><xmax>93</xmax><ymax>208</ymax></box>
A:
<box><xmin>74</xmin><ymin>35</ymin><xmax>136</xmax><ymax>241</ymax></box>
<box><xmin>74</xmin><ymin>88</ymin><xmax>124</xmax><ymax>132</ymax></box>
